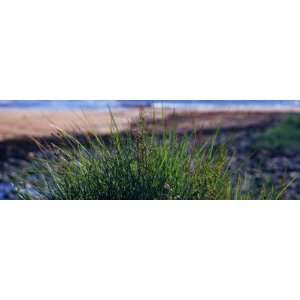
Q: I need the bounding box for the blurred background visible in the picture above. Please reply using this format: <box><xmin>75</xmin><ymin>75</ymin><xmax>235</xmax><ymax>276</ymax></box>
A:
<box><xmin>1</xmin><ymin>100</ymin><xmax>300</xmax><ymax>199</ymax></box>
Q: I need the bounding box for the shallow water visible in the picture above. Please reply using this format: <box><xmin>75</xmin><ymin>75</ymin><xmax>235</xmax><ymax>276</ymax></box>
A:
<box><xmin>0</xmin><ymin>100</ymin><xmax>299</xmax><ymax>111</ymax></box>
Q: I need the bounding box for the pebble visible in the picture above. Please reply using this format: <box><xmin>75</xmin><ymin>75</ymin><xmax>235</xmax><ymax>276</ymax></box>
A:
<box><xmin>0</xmin><ymin>182</ymin><xmax>14</xmax><ymax>199</ymax></box>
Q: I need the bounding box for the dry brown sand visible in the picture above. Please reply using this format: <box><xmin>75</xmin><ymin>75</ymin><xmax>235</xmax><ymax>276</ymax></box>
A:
<box><xmin>0</xmin><ymin>109</ymin><xmax>140</xmax><ymax>141</ymax></box>
<box><xmin>0</xmin><ymin>108</ymin><xmax>298</xmax><ymax>142</ymax></box>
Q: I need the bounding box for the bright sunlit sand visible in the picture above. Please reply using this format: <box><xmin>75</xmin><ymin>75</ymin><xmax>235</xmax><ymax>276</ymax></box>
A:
<box><xmin>0</xmin><ymin>108</ymin><xmax>294</xmax><ymax>141</ymax></box>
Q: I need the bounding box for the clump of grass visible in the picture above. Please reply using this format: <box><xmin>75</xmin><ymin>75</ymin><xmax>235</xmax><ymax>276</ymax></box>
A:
<box><xmin>256</xmin><ymin>115</ymin><xmax>300</xmax><ymax>153</ymax></box>
<box><xmin>18</xmin><ymin>112</ymin><xmax>288</xmax><ymax>200</ymax></box>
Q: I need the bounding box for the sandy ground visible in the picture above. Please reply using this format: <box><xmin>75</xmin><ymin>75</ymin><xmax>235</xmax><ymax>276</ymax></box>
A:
<box><xmin>0</xmin><ymin>108</ymin><xmax>298</xmax><ymax>142</ymax></box>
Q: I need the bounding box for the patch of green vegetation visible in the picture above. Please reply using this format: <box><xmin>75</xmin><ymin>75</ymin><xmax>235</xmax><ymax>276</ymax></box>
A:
<box><xmin>18</xmin><ymin>113</ymin><xmax>288</xmax><ymax>200</ymax></box>
<box><xmin>256</xmin><ymin>115</ymin><xmax>300</xmax><ymax>153</ymax></box>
